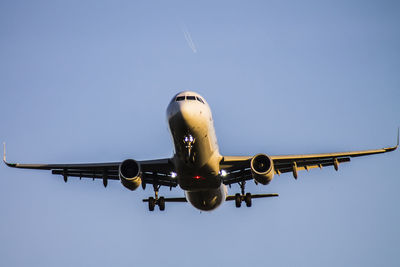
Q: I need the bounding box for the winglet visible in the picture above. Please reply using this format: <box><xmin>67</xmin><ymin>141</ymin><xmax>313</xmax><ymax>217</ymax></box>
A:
<box><xmin>382</xmin><ymin>128</ymin><xmax>399</xmax><ymax>152</ymax></box>
<box><xmin>2</xmin><ymin>142</ymin><xmax>15</xmax><ymax>167</ymax></box>
<box><xmin>3</xmin><ymin>142</ymin><xmax>6</xmax><ymax>163</ymax></box>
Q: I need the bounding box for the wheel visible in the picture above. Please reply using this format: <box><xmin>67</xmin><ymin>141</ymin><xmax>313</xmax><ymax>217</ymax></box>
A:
<box><xmin>235</xmin><ymin>193</ymin><xmax>241</xmax><ymax>208</ymax></box>
<box><xmin>158</xmin><ymin>197</ymin><xmax>165</xmax><ymax>211</ymax></box>
<box><xmin>245</xmin><ymin>193</ymin><xmax>252</xmax><ymax>207</ymax></box>
<box><xmin>148</xmin><ymin>197</ymin><xmax>155</xmax><ymax>211</ymax></box>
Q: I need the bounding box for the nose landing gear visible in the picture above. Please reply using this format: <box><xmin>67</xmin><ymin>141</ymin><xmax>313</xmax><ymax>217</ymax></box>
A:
<box><xmin>183</xmin><ymin>134</ymin><xmax>195</xmax><ymax>163</ymax></box>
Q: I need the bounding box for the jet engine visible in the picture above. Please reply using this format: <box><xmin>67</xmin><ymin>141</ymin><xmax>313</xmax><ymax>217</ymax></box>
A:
<box><xmin>119</xmin><ymin>159</ymin><xmax>142</xmax><ymax>191</ymax></box>
<box><xmin>250</xmin><ymin>154</ymin><xmax>274</xmax><ymax>185</ymax></box>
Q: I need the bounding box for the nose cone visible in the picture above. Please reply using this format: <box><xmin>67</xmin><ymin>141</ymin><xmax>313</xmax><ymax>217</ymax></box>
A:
<box><xmin>179</xmin><ymin>102</ymin><xmax>196</xmax><ymax>124</ymax></box>
<box><xmin>166</xmin><ymin>91</ymin><xmax>209</xmax><ymax>128</ymax></box>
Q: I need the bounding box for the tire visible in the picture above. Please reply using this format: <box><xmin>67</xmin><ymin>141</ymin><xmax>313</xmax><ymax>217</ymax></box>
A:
<box><xmin>158</xmin><ymin>197</ymin><xmax>165</xmax><ymax>211</ymax></box>
<box><xmin>245</xmin><ymin>193</ymin><xmax>252</xmax><ymax>207</ymax></box>
<box><xmin>235</xmin><ymin>193</ymin><xmax>241</xmax><ymax>208</ymax></box>
<box><xmin>148</xmin><ymin>197</ymin><xmax>155</xmax><ymax>211</ymax></box>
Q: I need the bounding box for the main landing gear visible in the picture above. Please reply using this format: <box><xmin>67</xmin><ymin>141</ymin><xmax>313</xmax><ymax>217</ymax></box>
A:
<box><xmin>235</xmin><ymin>181</ymin><xmax>252</xmax><ymax>208</ymax></box>
<box><xmin>144</xmin><ymin>184</ymin><xmax>165</xmax><ymax>211</ymax></box>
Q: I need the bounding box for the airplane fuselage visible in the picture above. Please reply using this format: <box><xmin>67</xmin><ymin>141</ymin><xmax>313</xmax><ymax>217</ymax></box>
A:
<box><xmin>166</xmin><ymin>91</ymin><xmax>226</xmax><ymax>210</ymax></box>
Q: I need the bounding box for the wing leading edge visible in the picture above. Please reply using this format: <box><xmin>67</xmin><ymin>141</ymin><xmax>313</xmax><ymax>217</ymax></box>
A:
<box><xmin>220</xmin><ymin>130</ymin><xmax>398</xmax><ymax>184</ymax></box>
<box><xmin>3</xmin><ymin>143</ymin><xmax>177</xmax><ymax>188</ymax></box>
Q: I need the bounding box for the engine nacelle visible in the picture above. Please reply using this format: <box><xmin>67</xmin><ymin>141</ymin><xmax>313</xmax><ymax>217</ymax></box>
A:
<box><xmin>250</xmin><ymin>154</ymin><xmax>274</xmax><ymax>185</ymax></box>
<box><xmin>119</xmin><ymin>159</ymin><xmax>142</xmax><ymax>191</ymax></box>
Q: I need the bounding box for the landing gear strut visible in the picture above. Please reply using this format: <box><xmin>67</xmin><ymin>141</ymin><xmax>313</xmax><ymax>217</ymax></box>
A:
<box><xmin>183</xmin><ymin>134</ymin><xmax>195</xmax><ymax>163</ymax></box>
<box><xmin>144</xmin><ymin>184</ymin><xmax>165</xmax><ymax>211</ymax></box>
<box><xmin>234</xmin><ymin>181</ymin><xmax>252</xmax><ymax>208</ymax></box>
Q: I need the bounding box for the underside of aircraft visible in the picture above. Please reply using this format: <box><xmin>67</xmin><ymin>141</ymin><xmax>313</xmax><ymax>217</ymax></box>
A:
<box><xmin>3</xmin><ymin>91</ymin><xmax>398</xmax><ymax>211</ymax></box>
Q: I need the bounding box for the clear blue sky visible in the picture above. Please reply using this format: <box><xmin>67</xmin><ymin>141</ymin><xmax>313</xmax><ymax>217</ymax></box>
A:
<box><xmin>1</xmin><ymin>1</ymin><xmax>399</xmax><ymax>266</ymax></box>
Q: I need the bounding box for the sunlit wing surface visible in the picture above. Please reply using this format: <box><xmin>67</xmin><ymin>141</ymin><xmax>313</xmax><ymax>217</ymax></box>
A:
<box><xmin>220</xmin><ymin>136</ymin><xmax>398</xmax><ymax>184</ymax></box>
<box><xmin>3</xmin><ymin>146</ymin><xmax>177</xmax><ymax>188</ymax></box>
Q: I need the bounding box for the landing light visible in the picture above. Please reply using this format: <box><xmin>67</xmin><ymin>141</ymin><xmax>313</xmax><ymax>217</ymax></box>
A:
<box><xmin>220</xmin><ymin>170</ymin><xmax>227</xmax><ymax>177</ymax></box>
<box><xmin>184</xmin><ymin>135</ymin><xmax>194</xmax><ymax>142</ymax></box>
<box><xmin>170</xmin><ymin>172</ymin><xmax>177</xmax><ymax>178</ymax></box>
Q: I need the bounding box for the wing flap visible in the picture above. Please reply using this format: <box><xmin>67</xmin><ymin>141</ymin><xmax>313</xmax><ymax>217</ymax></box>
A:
<box><xmin>275</xmin><ymin>157</ymin><xmax>350</xmax><ymax>174</ymax></box>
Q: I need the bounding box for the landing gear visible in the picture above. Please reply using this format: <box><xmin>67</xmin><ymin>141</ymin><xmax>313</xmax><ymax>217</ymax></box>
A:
<box><xmin>183</xmin><ymin>134</ymin><xmax>195</xmax><ymax>163</ymax></box>
<box><xmin>245</xmin><ymin>193</ymin><xmax>252</xmax><ymax>207</ymax></box>
<box><xmin>234</xmin><ymin>181</ymin><xmax>252</xmax><ymax>208</ymax></box>
<box><xmin>158</xmin><ymin>197</ymin><xmax>165</xmax><ymax>211</ymax></box>
<box><xmin>148</xmin><ymin>197</ymin><xmax>156</xmax><ymax>211</ymax></box>
<box><xmin>144</xmin><ymin>185</ymin><xmax>166</xmax><ymax>211</ymax></box>
<box><xmin>235</xmin><ymin>193</ymin><xmax>241</xmax><ymax>208</ymax></box>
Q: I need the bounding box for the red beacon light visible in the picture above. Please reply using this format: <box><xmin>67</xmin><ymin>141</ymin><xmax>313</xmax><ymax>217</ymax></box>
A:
<box><xmin>193</xmin><ymin>175</ymin><xmax>202</xmax><ymax>180</ymax></box>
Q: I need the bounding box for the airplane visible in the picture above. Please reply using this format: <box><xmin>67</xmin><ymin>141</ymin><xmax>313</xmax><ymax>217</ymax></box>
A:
<box><xmin>3</xmin><ymin>91</ymin><xmax>399</xmax><ymax>211</ymax></box>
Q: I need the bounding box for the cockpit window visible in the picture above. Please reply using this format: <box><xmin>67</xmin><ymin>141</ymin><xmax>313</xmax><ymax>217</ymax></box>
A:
<box><xmin>196</xmin><ymin>97</ymin><xmax>205</xmax><ymax>104</ymax></box>
<box><xmin>175</xmin><ymin>95</ymin><xmax>205</xmax><ymax>103</ymax></box>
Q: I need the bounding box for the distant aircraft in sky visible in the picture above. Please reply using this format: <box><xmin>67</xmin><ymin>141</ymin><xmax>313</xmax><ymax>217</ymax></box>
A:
<box><xmin>3</xmin><ymin>91</ymin><xmax>398</xmax><ymax>211</ymax></box>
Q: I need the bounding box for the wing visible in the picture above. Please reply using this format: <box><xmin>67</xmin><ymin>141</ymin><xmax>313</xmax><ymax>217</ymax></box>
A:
<box><xmin>220</xmin><ymin>131</ymin><xmax>398</xmax><ymax>185</ymax></box>
<box><xmin>3</xmin><ymin>144</ymin><xmax>177</xmax><ymax>188</ymax></box>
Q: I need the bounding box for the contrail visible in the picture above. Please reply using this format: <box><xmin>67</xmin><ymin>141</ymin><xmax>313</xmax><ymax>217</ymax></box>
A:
<box><xmin>182</xmin><ymin>26</ymin><xmax>197</xmax><ymax>53</ymax></box>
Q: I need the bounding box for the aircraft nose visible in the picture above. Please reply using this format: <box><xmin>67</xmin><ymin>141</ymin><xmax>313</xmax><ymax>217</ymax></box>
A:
<box><xmin>179</xmin><ymin>102</ymin><xmax>195</xmax><ymax>124</ymax></box>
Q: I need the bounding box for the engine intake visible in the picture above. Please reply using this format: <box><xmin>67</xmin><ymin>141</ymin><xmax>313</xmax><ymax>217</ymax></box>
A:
<box><xmin>119</xmin><ymin>159</ymin><xmax>142</xmax><ymax>191</ymax></box>
<box><xmin>250</xmin><ymin>154</ymin><xmax>274</xmax><ymax>185</ymax></box>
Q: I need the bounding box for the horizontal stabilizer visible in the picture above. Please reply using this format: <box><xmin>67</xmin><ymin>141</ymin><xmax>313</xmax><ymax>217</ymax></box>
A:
<box><xmin>142</xmin><ymin>197</ymin><xmax>187</xmax><ymax>203</ymax></box>
<box><xmin>226</xmin><ymin>193</ymin><xmax>279</xmax><ymax>201</ymax></box>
